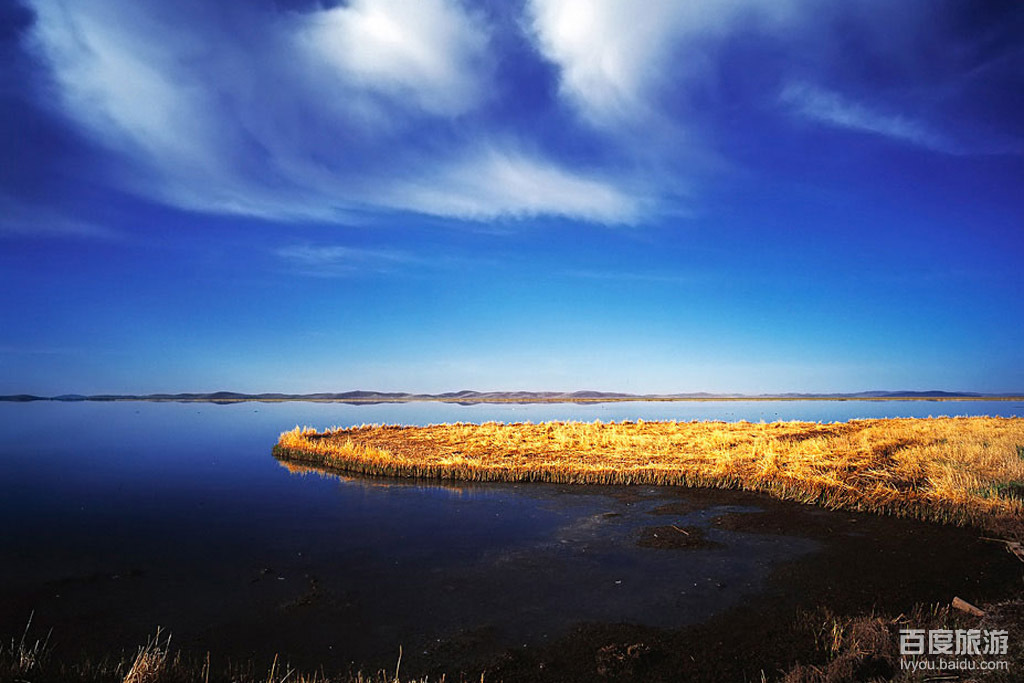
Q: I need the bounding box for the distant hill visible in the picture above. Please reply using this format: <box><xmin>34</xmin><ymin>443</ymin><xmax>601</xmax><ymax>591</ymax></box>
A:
<box><xmin>1</xmin><ymin>389</ymin><xmax>1018</xmax><ymax>403</ymax></box>
<box><xmin>757</xmin><ymin>390</ymin><xmax>985</xmax><ymax>399</ymax></box>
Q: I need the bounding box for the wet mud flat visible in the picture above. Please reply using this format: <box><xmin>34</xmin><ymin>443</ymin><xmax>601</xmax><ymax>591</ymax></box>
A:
<box><xmin>476</xmin><ymin>488</ymin><xmax>1023</xmax><ymax>682</ymax></box>
<box><xmin>2</xmin><ymin>481</ymin><xmax>1021</xmax><ymax>682</ymax></box>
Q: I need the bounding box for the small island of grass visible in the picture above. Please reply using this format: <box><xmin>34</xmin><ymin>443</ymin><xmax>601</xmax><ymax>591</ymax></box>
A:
<box><xmin>275</xmin><ymin>417</ymin><xmax>1024</xmax><ymax>539</ymax></box>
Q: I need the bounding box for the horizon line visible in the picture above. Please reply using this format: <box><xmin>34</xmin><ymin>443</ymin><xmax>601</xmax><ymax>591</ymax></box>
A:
<box><xmin>3</xmin><ymin>389</ymin><xmax>1024</xmax><ymax>404</ymax></box>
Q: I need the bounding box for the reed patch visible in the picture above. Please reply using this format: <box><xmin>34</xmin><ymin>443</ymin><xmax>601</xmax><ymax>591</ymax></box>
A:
<box><xmin>274</xmin><ymin>417</ymin><xmax>1024</xmax><ymax>538</ymax></box>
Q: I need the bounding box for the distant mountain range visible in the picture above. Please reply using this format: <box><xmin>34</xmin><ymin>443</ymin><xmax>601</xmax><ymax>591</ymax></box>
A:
<box><xmin>1</xmin><ymin>389</ymin><xmax>1020</xmax><ymax>404</ymax></box>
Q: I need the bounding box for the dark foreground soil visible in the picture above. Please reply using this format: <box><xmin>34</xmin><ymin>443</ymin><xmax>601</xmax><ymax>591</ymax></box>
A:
<box><xmin>3</xmin><ymin>487</ymin><xmax>1021</xmax><ymax>682</ymax></box>
<box><xmin>460</xmin><ymin>489</ymin><xmax>1019</xmax><ymax>679</ymax></box>
<box><xmin>470</xmin><ymin>491</ymin><xmax>1024</xmax><ymax>682</ymax></box>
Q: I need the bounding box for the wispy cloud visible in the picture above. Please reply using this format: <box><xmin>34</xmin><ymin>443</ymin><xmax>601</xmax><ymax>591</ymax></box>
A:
<box><xmin>526</xmin><ymin>0</ymin><xmax>801</xmax><ymax>128</ymax></box>
<box><xmin>16</xmin><ymin>0</ymin><xmax>1022</xmax><ymax>236</ymax></box>
<box><xmin>276</xmin><ymin>244</ymin><xmax>420</xmax><ymax>277</ymax></box>
<box><xmin>0</xmin><ymin>195</ymin><xmax>120</xmax><ymax>239</ymax></box>
<box><xmin>564</xmin><ymin>268</ymin><xmax>698</xmax><ymax>285</ymax></box>
<box><xmin>24</xmin><ymin>0</ymin><xmax>641</xmax><ymax>225</ymax></box>
<box><xmin>780</xmin><ymin>81</ymin><xmax>954</xmax><ymax>153</ymax></box>
<box><xmin>380</xmin><ymin>148</ymin><xmax>642</xmax><ymax>223</ymax></box>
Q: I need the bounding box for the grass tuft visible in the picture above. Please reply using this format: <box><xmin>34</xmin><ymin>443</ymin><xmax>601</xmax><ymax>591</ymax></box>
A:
<box><xmin>123</xmin><ymin>629</ymin><xmax>171</xmax><ymax>683</ymax></box>
<box><xmin>3</xmin><ymin>612</ymin><xmax>51</xmax><ymax>679</ymax></box>
<box><xmin>0</xmin><ymin>620</ymin><xmax>442</xmax><ymax>683</ymax></box>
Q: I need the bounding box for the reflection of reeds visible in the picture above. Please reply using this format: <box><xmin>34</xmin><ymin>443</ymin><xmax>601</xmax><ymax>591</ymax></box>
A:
<box><xmin>276</xmin><ymin>458</ymin><xmax>471</xmax><ymax>496</ymax></box>
<box><xmin>274</xmin><ymin>418</ymin><xmax>1024</xmax><ymax>536</ymax></box>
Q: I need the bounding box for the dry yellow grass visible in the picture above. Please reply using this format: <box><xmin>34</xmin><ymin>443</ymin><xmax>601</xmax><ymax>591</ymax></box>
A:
<box><xmin>274</xmin><ymin>417</ymin><xmax>1024</xmax><ymax>536</ymax></box>
<box><xmin>121</xmin><ymin>630</ymin><xmax>170</xmax><ymax>683</ymax></box>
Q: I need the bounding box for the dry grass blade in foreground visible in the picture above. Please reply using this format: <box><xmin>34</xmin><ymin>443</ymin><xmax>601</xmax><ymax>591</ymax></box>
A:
<box><xmin>274</xmin><ymin>417</ymin><xmax>1024</xmax><ymax>537</ymax></box>
<box><xmin>123</xmin><ymin>629</ymin><xmax>171</xmax><ymax>683</ymax></box>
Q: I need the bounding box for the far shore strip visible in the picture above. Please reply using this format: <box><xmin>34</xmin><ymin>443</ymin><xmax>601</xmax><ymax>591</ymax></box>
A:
<box><xmin>274</xmin><ymin>417</ymin><xmax>1024</xmax><ymax>539</ymax></box>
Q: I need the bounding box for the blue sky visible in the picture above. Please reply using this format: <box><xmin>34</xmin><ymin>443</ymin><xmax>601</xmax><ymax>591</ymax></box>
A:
<box><xmin>1</xmin><ymin>0</ymin><xmax>1022</xmax><ymax>394</ymax></box>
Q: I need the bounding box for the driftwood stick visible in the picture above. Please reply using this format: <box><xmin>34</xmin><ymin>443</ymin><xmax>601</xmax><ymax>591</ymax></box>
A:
<box><xmin>951</xmin><ymin>597</ymin><xmax>985</xmax><ymax>617</ymax></box>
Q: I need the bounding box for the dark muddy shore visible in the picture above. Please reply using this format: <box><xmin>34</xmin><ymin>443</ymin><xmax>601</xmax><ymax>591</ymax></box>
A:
<box><xmin>475</xmin><ymin>488</ymin><xmax>1024</xmax><ymax>682</ymax></box>
<box><xmin>7</xmin><ymin>481</ymin><xmax>1020</xmax><ymax>682</ymax></box>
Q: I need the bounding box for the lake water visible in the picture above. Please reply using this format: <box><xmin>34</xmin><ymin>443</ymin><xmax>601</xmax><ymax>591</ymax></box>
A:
<box><xmin>1</xmin><ymin>400</ymin><xmax>1021</xmax><ymax>677</ymax></box>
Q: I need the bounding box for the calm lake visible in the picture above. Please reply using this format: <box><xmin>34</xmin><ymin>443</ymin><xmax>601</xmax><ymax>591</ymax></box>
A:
<box><xmin>1</xmin><ymin>400</ymin><xmax>1022</xmax><ymax>677</ymax></box>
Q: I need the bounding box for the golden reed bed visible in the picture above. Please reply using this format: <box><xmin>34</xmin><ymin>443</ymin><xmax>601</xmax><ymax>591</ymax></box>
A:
<box><xmin>274</xmin><ymin>417</ymin><xmax>1024</xmax><ymax>537</ymax></box>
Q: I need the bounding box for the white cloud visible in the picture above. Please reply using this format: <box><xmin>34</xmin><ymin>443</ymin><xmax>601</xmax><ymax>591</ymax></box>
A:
<box><xmin>379</xmin><ymin>148</ymin><xmax>642</xmax><ymax>223</ymax></box>
<box><xmin>26</xmin><ymin>1</ymin><xmax>288</xmax><ymax>216</ymax></box>
<box><xmin>526</xmin><ymin>0</ymin><xmax>800</xmax><ymax>126</ymax></box>
<box><xmin>296</xmin><ymin>0</ymin><xmax>491</xmax><ymax>116</ymax></box>
<box><xmin>25</xmin><ymin>0</ymin><xmax>640</xmax><ymax>226</ymax></box>
<box><xmin>30</xmin><ymin>3</ymin><xmax>223</xmax><ymax>172</ymax></box>
<box><xmin>780</xmin><ymin>81</ymin><xmax>953</xmax><ymax>152</ymax></box>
